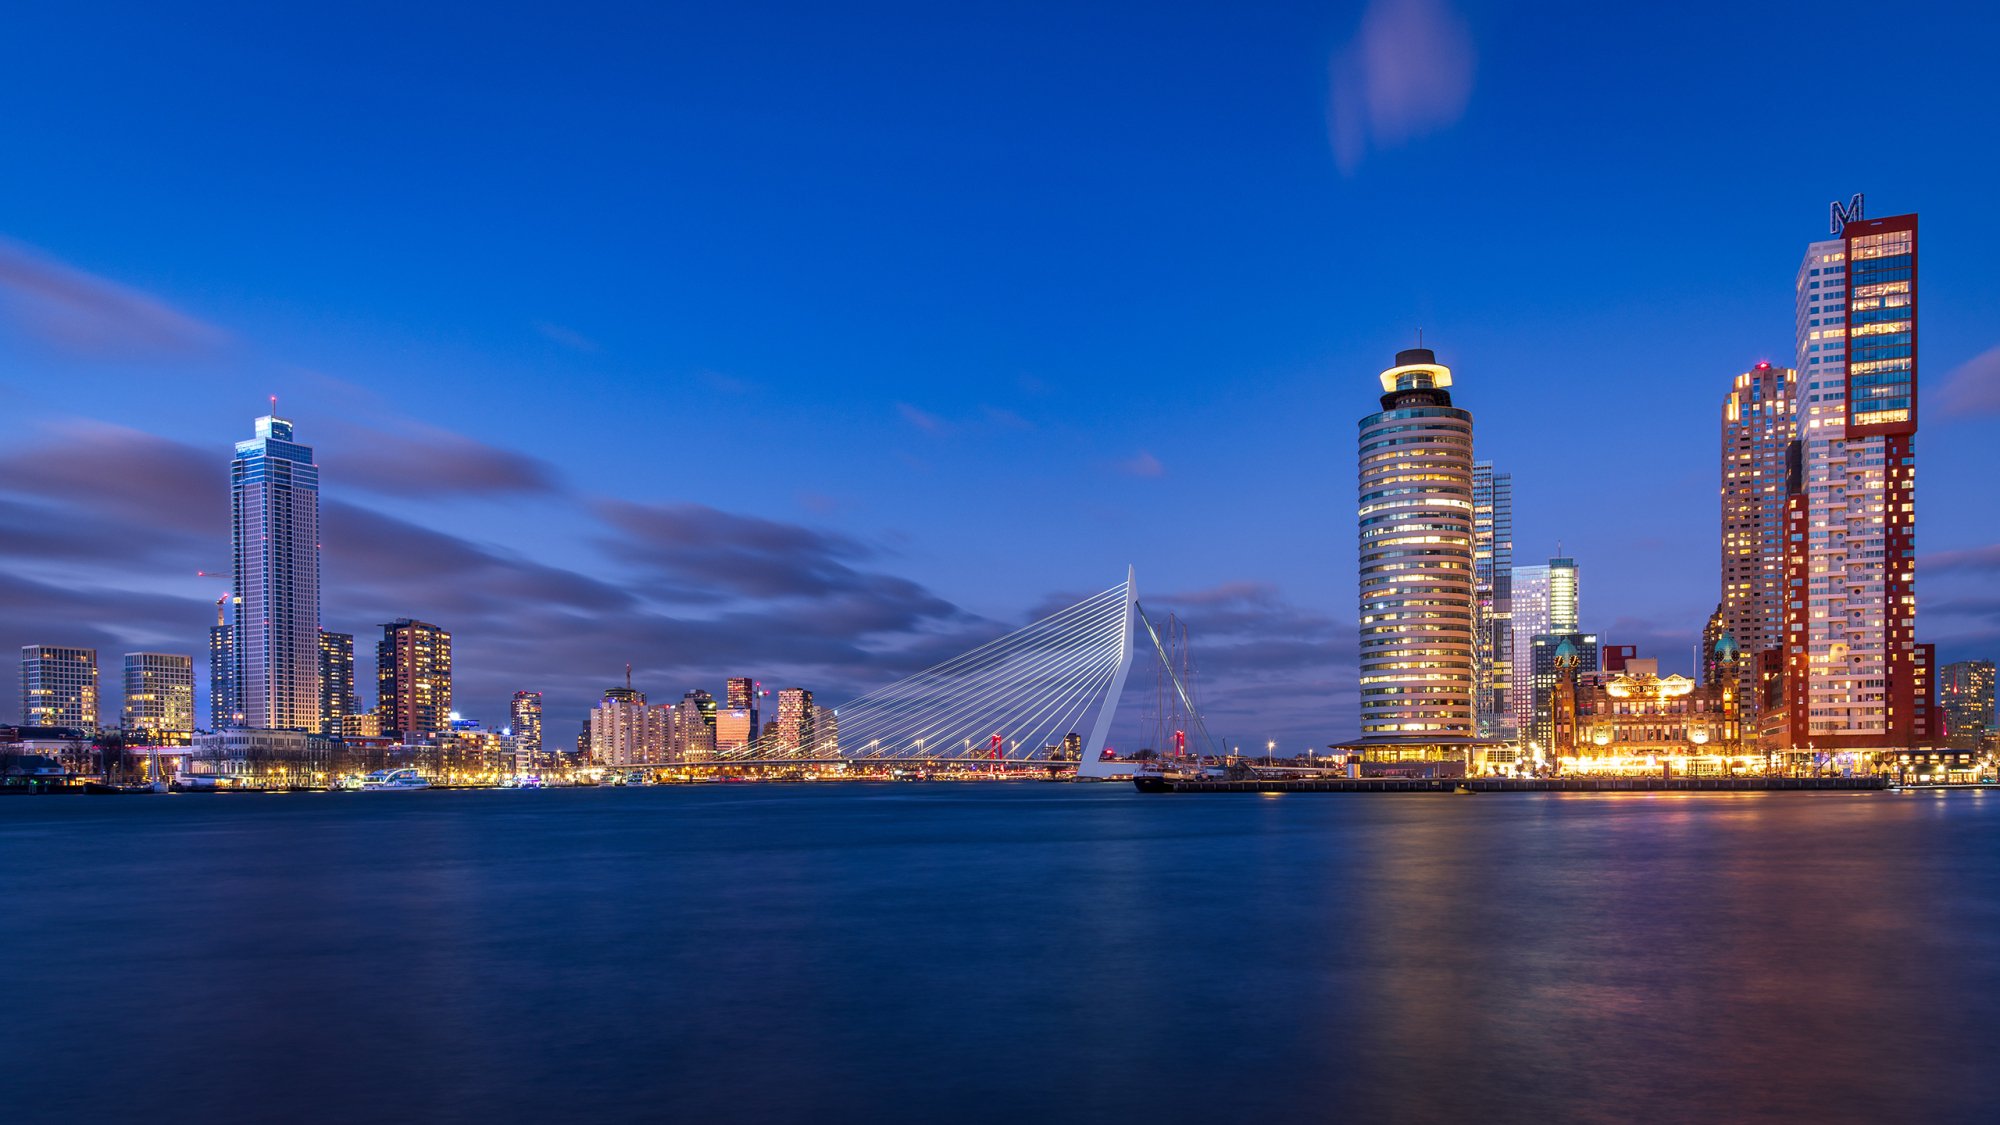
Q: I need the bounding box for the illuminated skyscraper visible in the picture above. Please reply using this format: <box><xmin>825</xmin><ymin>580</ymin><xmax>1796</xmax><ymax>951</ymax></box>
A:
<box><xmin>231</xmin><ymin>413</ymin><xmax>321</xmax><ymax>731</ymax></box>
<box><xmin>20</xmin><ymin>645</ymin><xmax>98</xmax><ymax>730</ymax></box>
<box><xmin>1720</xmin><ymin>361</ymin><xmax>1797</xmax><ymax>705</ymax></box>
<box><xmin>1355</xmin><ymin>347</ymin><xmax>1476</xmax><ymax>742</ymax></box>
<box><xmin>317</xmin><ymin>630</ymin><xmax>357</xmax><ymax>737</ymax></box>
<box><xmin>376</xmin><ymin>619</ymin><xmax>452</xmax><ymax>740</ymax></box>
<box><xmin>1472</xmin><ymin>461</ymin><xmax>1514</xmax><ymax>739</ymax></box>
<box><xmin>1509</xmin><ymin>557</ymin><xmax>1579</xmax><ymax>737</ymax></box>
<box><xmin>1781</xmin><ymin>205</ymin><xmax>1921</xmax><ymax>755</ymax></box>
<box><xmin>510</xmin><ymin>691</ymin><xmax>544</xmax><ymax>759</ymax></box>
<box><xmin>122</xmin><ymin>652</ymin><xmax>194</xmax><ymax>744</ymax></box>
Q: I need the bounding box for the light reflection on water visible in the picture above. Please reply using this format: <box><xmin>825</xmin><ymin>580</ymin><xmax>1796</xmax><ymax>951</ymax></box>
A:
<box><xmin>2</xmin><ymin>786</ymin><xmax>1995</xmax><ymax>1124</ymax></box>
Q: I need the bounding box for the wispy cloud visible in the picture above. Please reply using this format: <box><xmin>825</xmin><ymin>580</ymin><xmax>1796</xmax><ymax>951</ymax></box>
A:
<box><xmin>1116</xmin><ymin>450</ymin><xmax>1166</xmax><ymax>478</ymax></box>
<box><xmin>319</xmin><ymin>418</ymin><xmax>564</xmax><ymax>498</ymax></box>
<box><xmin>1936</xmin><ymin>345</ymin><xmax>2000</xmax><ymax>419</ymax></box>
<box><xmin>533</xmin><ymin>320</ymin><xmax>599</xmax><ymax>353</ymax></box>
<box><xmin>1327</xmin><ymin>0</ymin><xmax>1477</xmax><ymax>175</ymax></box>
<box><xmin>0</xmin><ymin>236</ymin><xmax>229</xmax><ymax>358</ymax></box>
<box><xmin>896</xmin><ymin>402</ymin><xmax>949</xmax><ymax>434</ymax></box>
<box><xmin>981</xmin><ymin>405</ymin><xmax>1034</xmax><ymax>430</ymax></box>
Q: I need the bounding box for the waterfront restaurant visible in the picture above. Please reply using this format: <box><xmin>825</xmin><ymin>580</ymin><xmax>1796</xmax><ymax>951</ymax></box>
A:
<box><xmin>1560</xmin><ymin>658</ymin><xmax>1761</xmax><ymax>778</ymax></box>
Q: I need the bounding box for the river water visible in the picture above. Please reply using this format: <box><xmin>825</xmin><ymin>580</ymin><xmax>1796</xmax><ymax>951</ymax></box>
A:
<box><xmin>3</xmin><ymin>785</ymin><xmax>1996</xmax><ymax>1123</ymax></box>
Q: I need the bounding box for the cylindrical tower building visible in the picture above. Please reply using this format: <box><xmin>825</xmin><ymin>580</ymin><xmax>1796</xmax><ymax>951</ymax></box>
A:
<box><xmin>1356</xmin><ymin>347</ymin><xmax>1477</xmax><ymax>742</ymax></box>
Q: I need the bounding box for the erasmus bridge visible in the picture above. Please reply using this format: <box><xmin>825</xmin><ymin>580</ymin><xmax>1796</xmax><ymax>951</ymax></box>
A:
<box><xmin>691</xmin><ymin>568</ymin><xmax>1216</xmax><ymax>778</ymax></box>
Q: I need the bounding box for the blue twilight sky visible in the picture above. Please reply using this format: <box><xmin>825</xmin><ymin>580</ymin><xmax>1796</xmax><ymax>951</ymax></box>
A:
<box><xmin>3</xmin><ymin>0</ymin><xmax>1998</xmax><ymax>749</ymax></box>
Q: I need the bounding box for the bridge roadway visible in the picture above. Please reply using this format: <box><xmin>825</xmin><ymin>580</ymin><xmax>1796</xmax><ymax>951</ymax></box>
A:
<box><xmin>613</xmin><ymin>757</ymin><xmax>1082</xmax><ymax>772</ymax></box>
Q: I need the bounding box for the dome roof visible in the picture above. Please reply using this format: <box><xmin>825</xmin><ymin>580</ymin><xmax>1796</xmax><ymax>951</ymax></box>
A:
<box><xmin>1714</xmin><ymin>632</ymin><xmax>1741</xmax><ymax>658</ymax></box>
<box><xmin>1554</xmin><ymin>638</ymin><xmax>1579</xmax><ymax>660</ymax></box>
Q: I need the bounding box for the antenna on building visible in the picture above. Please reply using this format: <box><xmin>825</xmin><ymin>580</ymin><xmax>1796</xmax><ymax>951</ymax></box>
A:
<box><xmin>1416</xmin><ymin>327</ymin><xmax>1424</xmax><ymax>348</ymax></box>
<box><xmin>270</xmin><ymin>394</ymin><xmax>278</xmax><ymax>417</ymax></box>
<box><xmin>625</xmin><ymin>663</ymin><xmax>632</xmax><ymax>691</ymax></box>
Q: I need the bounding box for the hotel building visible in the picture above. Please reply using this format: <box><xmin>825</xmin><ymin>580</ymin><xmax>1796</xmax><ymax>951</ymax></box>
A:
<box><xmin>21</xmin><ymin>645</ymin><xmax>99</xmax><ymax>730</ymax></box>
<box><xmin>122</xmin><ymin>652</ymin><xmax>194</xmax><ymax>744</ymax></box>
<box><xmin>1353</xmin><ymin>346</ymin><xmax>1477</xmax><ymax>745</ymax></box>
<box><xmin>1782</xmin><ymin>208</ymin><xmax>1927</xmax><ymax>757</ymax></box>
<box><xmin>231</xmin><ymin>414</ymin><xmax>322</xmax><ymax>731</ymax></box>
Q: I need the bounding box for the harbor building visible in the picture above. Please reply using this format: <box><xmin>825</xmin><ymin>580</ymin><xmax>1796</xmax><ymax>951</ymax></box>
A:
<box><xmin>1720</xmin><ymin>362</ymin><xmax>1797</xmax><ymax>705</ymax></box>
<box><xmin>1472</xmin><ymin>461</ymin><xmax>1515</xmax><ymax>740</ymax></box>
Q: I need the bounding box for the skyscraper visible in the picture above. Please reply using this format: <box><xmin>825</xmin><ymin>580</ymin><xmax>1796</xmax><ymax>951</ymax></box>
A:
<box><xmin>232</xmin><ymin>413</ymin><xmax>322</xmax><ymax>731</ymax></box>
<box><xmin>1939</xmin><ymin>661</ymin><xmax>1995</xmax><ymax>751</ymax></box>
<box><xmin>772</xmin><ymin>688</ymin><xmax>815</xmax><ymax>752</ymax></box>
<box><xmin>318</xmin><ymin>630</ymin><xmax>357</xmax><ymax>737</ymax></box>
<box><xmin>208</xmin><ymin>596</ymin><xmax>240</xmax><ymax>730</ymax></box>
<box><xmin>1472</xmin><ymin>461</ymin><xmax>1514</xmax><ymax>739</ymax></box>
<box><xmin>1720</xmin><ymin>361</ymin><xmax>1798</xmax><ymax>706</ymax></box>
<box><xmin>20</xmin><ymin>645</ymin><xmax>98</xmax><ymax>730</ymax></box>
<box><xmin>1781</xmin><ymin>206</ymin><xmax>1920</xmax><ymax>756</ymax></box>
<box><xmin>590</xmin><ymin>687</ymin><xmax>660</xmax><ymax>765</ymax></box>
<box><xmin>1355</xmin><ymin>347</ymin><xmax>1477</xmax><ymax>743</ymax></box>
<box><xmin>122</xmin><ymin>652</ymin><xmax>194</xmax><ymax>744</ymax></box>
<box><xmin>1509</xmin><ymin>557</ymin><xmax>1579</xmax><ymax>737</ymax></box>
<box><xmin>376</xmin><ymin>619</ymin><xmax>452</xmax><ymax>740</ymax></box>
<box><xmin>510</xmin><ymin>691</ymin><xmax>544</xmax><ymax>759</ymax></box>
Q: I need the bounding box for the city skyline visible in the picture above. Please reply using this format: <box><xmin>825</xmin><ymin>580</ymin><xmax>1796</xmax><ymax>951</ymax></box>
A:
<box><xmin>3</xmin><ymin>3</ymin><xmax>1999</xmax><ymax>749</ymax></box>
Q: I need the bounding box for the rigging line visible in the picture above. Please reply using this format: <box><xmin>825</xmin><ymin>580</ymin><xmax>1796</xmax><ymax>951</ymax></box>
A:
<box><xmin>823</xmin><ymin>582</ymin><xmax>1127</xmax><ymax>710</ymax></box>
<box><xmin>850</xmin><ymin>612</ymin><xmax>1127</xmax><ymax>755</ymax></box>
<box><xmin>1136</xmin><ymin>602</ymin><xmax>1220</xmax><ymax>756</ymax></box>
<box><xmin>810</xmin><ymin>595</ymin><xmax>1127</xmax><ymax>732</ymax></box>
<box><xmin>927</xmin><ymin>646</ymin><xmax>1119</xmax><ymax>760</ymax></box>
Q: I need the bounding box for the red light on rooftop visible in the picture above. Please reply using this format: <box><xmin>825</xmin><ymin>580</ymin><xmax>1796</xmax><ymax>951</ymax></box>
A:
<box><xmin>1755</xmin><ymin>361</ymin><xmax>1771</xmax><ymax>370</ymax></box>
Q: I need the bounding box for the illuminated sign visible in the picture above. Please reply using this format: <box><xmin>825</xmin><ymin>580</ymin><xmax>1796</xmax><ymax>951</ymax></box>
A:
<box><xmin>1829</xmin><ymin>193</ymin><xmax>1865</xmax><ymax>235</ymax></box>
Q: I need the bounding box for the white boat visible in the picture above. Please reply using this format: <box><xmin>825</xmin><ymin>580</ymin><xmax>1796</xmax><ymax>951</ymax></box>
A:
<box><xmin>359</xmin><ymin>768</ymin><xmax>431</xmax><ymax>791</ymax></box>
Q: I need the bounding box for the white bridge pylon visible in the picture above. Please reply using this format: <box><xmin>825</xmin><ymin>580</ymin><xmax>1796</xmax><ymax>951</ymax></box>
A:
<box><xmin>711</xmin><ymin>567</ymin><xmax>1154</xmax><ymax>775</ymax></box>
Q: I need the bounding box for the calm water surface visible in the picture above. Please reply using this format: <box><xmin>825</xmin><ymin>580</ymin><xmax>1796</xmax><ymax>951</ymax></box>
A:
<box><xmin>4</xmin><ymin>785</ymin><xmax>1997</xmax><ymax>1123</ymax></box>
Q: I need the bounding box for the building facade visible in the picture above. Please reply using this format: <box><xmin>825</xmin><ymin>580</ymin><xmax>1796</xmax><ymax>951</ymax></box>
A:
<box><xmin>1781</xmin><ymin>209</ymin><xmax>1921</xmax><ymax>756</ymax></box>
<box><xmin>318</xmin><ymin>630</ymin><xmax>357</xmax><ymax>737</ymax></box>
<box><xmin>122</xmin><ymin>652</ymin><xmax>194</xmax><ymax>744</ymax></box>
<box><xmin>770</xmin><ymin>688</ymin><xmax>815</xmax><ymax>753</ymax></box>
<box><xmin>590</xmin><ymin>688</ymin><xmax>662</xmax><ymax>766</ymax></box>
<box><xmin>231</xmin><ymin>414</ymin><xmax>322</xmax><ymax>731</ymax></box>
<box><xmin>1526</xmin><ymin>632</ymin><xmax>1599</xmax><ymax>754</ymax></box>
<box><xmin>510</xmin><ymin>691</ymin><xmax>544</xmax><ymax>759</ymax></box>
<box><xmin>1472</xmin><ymin>461</ymin><xmax>1515</xmax><ymax>740</ymax></box>
<box><xmin>1508</xmin><ymin>557</ymin><xmax>1579</xmax><ymax>738</ymax></box>
<box><xmin>21</xmin><ymin>645</ymin><xmax>98</xmax><ymax>731</ymax></box>
<box><xmin>1354</xmin><ymin>347</ymin><xmax>1478</xmax><ymax>743</ymax></box>
<box><xmin>376</xmin><ymin>619</ymin><xmax>452</xmax><ymax>740</ymax></box>
<box><xmin>209</xmin><ymin>595</ymin><xmax>239</xmax><ymax>730</ymax></box>
<box><xmin>1939</xmin><ymin>660</ymin><xmax>1995</xmax><ymax>751</ymax></box>
<box><xmin>1720</xmin><ymin>361</ymin><xmax>1797</xmax><ymax>704</ymax></box>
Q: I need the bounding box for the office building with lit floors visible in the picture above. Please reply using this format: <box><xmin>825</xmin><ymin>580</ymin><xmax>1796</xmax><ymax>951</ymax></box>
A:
<box><xmin>376</xmin><ymin>619</ymin><xmax>452</xmax><ymax>740</ymax></box>
<box><xmin>1778</xmin><ymin>205</ymin><xmax>1951</xmax><ymax>773</ymax></box>
<box><xmin>1720</xmin><ymin>361</ymin><xmax>1797</xmax><ymax>705</ymax></box>
<box><xmin>21</xmin><ymin>646</ymin><xmax>99</xmax><ymax>731</ymax></box>
<box><xmin>1472</xmin><ymin>461</ymin><xmax>1515</xmax><ymax>740</ymax></box>
<box><xmin>1338</xmin><ymin>346</ymin><xmax>1486</xmax><ymax>777</ymax></box>
<box><xmin>231</xmin><ymin>413</ymin><xmax>322</xmax><ymax>732</ymax></box>
<box><xmin>1938</xmin><ymin>661</ymin><xmax>1994</xmax><ymax>752</ymax></box>
<box><xmin>122</xmin><ymin>653</ymin><xmax>195</xmax><ymax>745</ymax></box>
